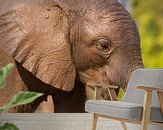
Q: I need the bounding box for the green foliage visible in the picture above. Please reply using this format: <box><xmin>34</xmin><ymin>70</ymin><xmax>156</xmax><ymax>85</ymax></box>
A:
<box><xmin>0</xmin><ymin>64</ymin><xmax>43</xmax><ymax>113</ymax></box>
<box><xmin>118</xmin><ymin>88</ymin><xmax>125</xmax><ymax>101</ymax></box>
<box><xmin>0</xmin><ymin>64</ymin><xmax>14</xmax><ymax>89</ymax></box>
<box><xmin>0</xmin><ymin>123</ymin><xmax>19</xmax><ymax>130</ymax></box>
<box><xmin>0</xmin><ymin>64</ymin><xmax>43</xmax><ymax>130</ymax></box>
<box><xmin>0</xmin><ymin>92</ymin><xmax>43</xmax><ymax>113</ymax></box>
<box><xmin>132</xmin><ymin>0</ymin><xmax>163</xmax><ymax>68</ymax></box>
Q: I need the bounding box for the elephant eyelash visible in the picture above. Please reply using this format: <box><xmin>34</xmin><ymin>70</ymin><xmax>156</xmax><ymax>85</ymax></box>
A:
<box><xmin>96</xmin><ymin>42</ymin><xmax>111</xmax><ymax>51</ymax></box>
<box><xmin>95</xmin><ymin>38</ymin><xmax>112</xmax><ymax>52</ymax></box>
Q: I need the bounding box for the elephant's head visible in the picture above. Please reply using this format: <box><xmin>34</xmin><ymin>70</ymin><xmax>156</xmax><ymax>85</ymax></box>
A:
<box><xmin>0</xmin><ymin>0</ymin><xmax>143</xmax><ymax>92</ymax></box>
<box><xmin>69</xmin><ymin>0</ymin><xmax>144</xmax><ymax>89</ymax></box>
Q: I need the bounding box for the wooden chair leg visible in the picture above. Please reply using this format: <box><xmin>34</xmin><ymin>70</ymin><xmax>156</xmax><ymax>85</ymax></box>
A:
<box><xmin>121</xmin><ymin>121</ymin><xmax>127</xmax><ymax>130</ymax></box>
<box><xmin>141</xmin><ymin>90</ymin><xmax>152</xmax><ymax>130</ymax></box>
<box><xmin>92</xmin><ymin>113</ymin><xmax>98</xmax><ymax>130</ymax></box>
<box><xmin>157</xmin><ymin>91</ymin><xmax>163</xmax><ymax>114</ymax></box>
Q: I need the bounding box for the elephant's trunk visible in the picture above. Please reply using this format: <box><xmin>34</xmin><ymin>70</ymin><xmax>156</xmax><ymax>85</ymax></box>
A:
<box><xmin>123</xmin><ymin>60</ymin><xmax>144</xmax><ymax>90</ymax></box>
<box><xmin>103</xmin><ymin>43</ymin><xmax>144</xmax><ymax>92</ymax></box>
<box><xmin>121</xmin><ymin>56</ymin><xmax>144</xmax><ymax>90</ymax></box>
<box><xmin>100</xmin><ymin>56</ymin><xmax>143</xmax><ymax>100</ymax></box>
<box><xmin>123</xmin><ymin>43</ymin><xmax>144</xmax><ymax>90</ymax></box>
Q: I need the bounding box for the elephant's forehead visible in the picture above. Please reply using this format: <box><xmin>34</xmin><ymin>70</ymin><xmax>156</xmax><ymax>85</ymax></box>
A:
<box><xmin>81</xmin><ymin>3</ymin><xmax>135</xmax><ymax>36</ymax></box>
<box><xmin>82</xmin><ymin>11</ymin><xmax>139</xmax><ymax>45</ymax></box>
<box><xmin>82</xmin><ymin>18</ymin><xmax>132</xmax><ymax>41</ymax></box>
<box><xmin>83</xmin><ymin>20</ymin><xmax>111</xmax><ymax>35</ymax></box>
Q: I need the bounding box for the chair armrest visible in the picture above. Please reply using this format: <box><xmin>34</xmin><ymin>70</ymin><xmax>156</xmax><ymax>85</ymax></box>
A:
<box><xmin>137</xmin><ymin>86</ymin><xmax>163</xmax><ymax>92</ymax></box>
<box><xmin>137</xmin><ymin>86</ymin><xmax>163</xmax><ymax>114</ymax></box>
<box><xmin>86</xmin><ymin>83</ymin><xmax>118</xmax><ymax>100</ymax></box>
<box><xmin>87</xmin><ymin>83</ymin><xmax>118</xmax><ymax>89</ymax></box>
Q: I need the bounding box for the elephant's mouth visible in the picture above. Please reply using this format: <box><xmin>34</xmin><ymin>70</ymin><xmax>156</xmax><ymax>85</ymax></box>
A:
<box><xmin>78</xmin><ymin>64</ymin><xmax>143</xmax><ymax>100</ymax></box>
<box><xmin>100</xmin><ymin>81</ymin><xmax>125</xmax><ymax>100</ymax></box>
<box><xmin>77</xmin><ymin>68</ymin><xmax>126</xmax><ymax>88</ymax></box>
<box><xmin>77</xmin><ymin>70</ymin><xmax>119</xmax><ymax>100</ymax></box>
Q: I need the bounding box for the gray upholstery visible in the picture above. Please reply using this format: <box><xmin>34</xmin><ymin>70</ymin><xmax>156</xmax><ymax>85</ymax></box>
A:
<box><xmin>85</xmin><ymin>100</ymin><xmax>163</xmax><ymax>122</ymax></box>
<box><xmin>86</xmin><ymin>100</ymin><xmax>143</xmax><ymax>120</ymax></box>
<box><xmin>85</xmin><ymin>69</ymin><xmax>163</xmax><ymax>123</ymax></box>
<box><xmin>123</xmin><ymin>69</ymin><xmax>163</xmax><ymax>106</ymax></box>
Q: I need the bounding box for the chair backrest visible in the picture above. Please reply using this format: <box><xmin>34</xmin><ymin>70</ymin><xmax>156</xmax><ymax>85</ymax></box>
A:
<box><xmin>123</xmin><ymin>69</ymin><xmax>163</xmax><ymax>107</ymax></box>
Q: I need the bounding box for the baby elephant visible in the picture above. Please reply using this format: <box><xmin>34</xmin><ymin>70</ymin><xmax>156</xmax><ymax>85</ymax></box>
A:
<box><xmin>0</xmin><ymin>0</ymin><xmax>143</xmax><ymax>112</ymax></box>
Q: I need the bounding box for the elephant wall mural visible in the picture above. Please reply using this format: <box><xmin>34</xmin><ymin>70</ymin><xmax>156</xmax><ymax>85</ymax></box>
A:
<box><xmin>0</xmin><ymin>0</ymin><xmax>143</xmax><ymax>112</ymax></box>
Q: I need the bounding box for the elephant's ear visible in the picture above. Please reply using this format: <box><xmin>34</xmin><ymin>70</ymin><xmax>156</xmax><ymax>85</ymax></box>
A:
<box><xmin>0</xmin><ymin>3</ymin><xmax>76</xmax><ymax>91</ymax></box>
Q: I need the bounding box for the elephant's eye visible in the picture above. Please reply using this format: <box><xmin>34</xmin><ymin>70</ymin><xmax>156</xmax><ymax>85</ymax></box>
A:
<box><xmin>95</xmin><ymin>39</ymin><xmax>111</xmax><ymax>52</ymax></box>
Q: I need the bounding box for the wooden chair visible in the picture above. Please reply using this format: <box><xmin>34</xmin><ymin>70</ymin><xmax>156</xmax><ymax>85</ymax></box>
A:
<box><xmin>85</xmin><ymin>69</ymin><xmax>163</xmax><ymax>130</ymax></box>
<box><xmin>86</xmin><ymin>82</ymin><xmax>118</xmax><ymax>101</ymax></box>
<box><xmin>86</xmin><ymin>83</ymin><xmax>127</xmax><ymax>129</ymax></box>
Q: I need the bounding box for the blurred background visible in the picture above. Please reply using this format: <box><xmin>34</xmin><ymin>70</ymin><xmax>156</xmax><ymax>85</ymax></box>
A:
<box><xmin>119</xmin><ymin>0</ymin><xmax>163</xmax><ymax>68</ymax></box>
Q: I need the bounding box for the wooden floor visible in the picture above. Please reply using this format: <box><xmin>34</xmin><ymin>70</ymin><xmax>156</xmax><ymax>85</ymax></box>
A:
<box><xmin>0</xmin><ymin>113</ymin><xmax>143</xmax><ymax>130</ymax></box>
<box><xmin>0</xmin><ymin>113</ymin><xmax>163</xmax><ymax>130</ymax></box>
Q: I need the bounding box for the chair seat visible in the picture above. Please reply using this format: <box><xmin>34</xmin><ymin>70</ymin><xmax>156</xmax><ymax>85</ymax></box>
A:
<box><xmin>85</xmin><ymin>100</ymin><xmax>163</xmax><ymax>123</ymax></box>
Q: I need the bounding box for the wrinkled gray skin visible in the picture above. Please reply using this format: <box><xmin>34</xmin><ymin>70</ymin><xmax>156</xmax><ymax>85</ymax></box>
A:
<box><xmin>0</xmin><ymin>0</ymin><xmax>143</xmax><ymax>112</ymax></box>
